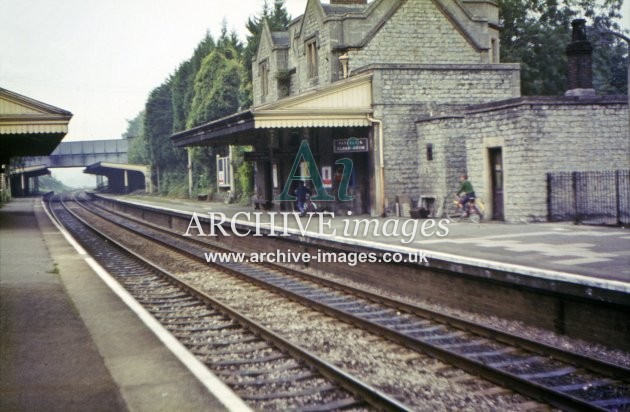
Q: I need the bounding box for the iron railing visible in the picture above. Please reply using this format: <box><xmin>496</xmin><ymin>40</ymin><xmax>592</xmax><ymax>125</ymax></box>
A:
<box><xmin>547</xmin><ymin>170</ymin><xmax>630</xmax><ymax>226</ymax></box>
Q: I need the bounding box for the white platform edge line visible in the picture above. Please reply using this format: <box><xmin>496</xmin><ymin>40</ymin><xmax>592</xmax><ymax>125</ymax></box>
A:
<box><xmin>41</xmin><ymin>200</ymin><xmax>253</xmax><ymax>412</ymax></box>
<box><xmin>108</xmin><ymin>197</ymin><xmax>630</xmax><ymax>294</ymax></box>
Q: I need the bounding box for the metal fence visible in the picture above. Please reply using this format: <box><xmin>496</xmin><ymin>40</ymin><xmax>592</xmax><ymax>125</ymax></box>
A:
<box><xmin>547</xmin><ymin>170</ymin><xmax>630</xmax><ymax>226</ymax></box>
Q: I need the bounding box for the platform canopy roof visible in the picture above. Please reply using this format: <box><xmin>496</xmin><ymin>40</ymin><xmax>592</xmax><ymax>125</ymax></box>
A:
<box><xmin>0</xmin><ymin>87</ymin><xmax>72</xmax><ymax>165</ymax></box>
<box><xmin>171</xmin><ymin>73</ymin><xmax>373</xmax><ymax>147</ymax></box>
<box><xmin>252</xmin><ymin>72</ymin><xmax>373</xmax><ymax>129</ymax></box>
<box><xmin>83</xmin><ymin>162</ymin><xmax>149</xmax><ymax>175</ymax></box>
<box><xmin>9</xmin><ymin>164</ymin><xmax>51</xmax><ymax>178</ymax></box>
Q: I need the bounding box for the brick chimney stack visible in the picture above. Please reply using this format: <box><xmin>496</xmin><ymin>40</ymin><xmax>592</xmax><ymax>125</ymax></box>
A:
<box><xmin>330</xmin><ymin>0</ymin><xmax>367</xmax><ymax>4</ymax></box>
<box><xmin>565</xmin><ymin>19</ymin><xmax>595</xmax><ymax>96</ymax></box>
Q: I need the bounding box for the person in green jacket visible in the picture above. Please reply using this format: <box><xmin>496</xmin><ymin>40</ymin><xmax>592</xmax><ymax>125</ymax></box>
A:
<box><xmin>456</xmin><ymin>174</ymin><xmax>476</xmax><ymax>216</ymax></box>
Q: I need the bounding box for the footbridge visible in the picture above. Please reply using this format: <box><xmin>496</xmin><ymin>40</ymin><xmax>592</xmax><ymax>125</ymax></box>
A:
<box><xmin>22</xmin><ymin>139</ymin><xmax>129</xmax><ymax>168</ymax></box>
<box><xmin>13</xmin><ymin>139</ymin><xmax>151</xmax><ymax>196</ymax></box>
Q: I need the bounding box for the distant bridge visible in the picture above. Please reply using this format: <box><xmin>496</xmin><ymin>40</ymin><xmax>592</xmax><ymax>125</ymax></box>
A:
<box><xmin>21</xmin><ymin>139</ymin><xmax>128</xmax><ymax>168</ymax></box>
<box><xmin>11</xmin><ymin>138</ymin><xmax>151</xmax><ymax>196</ymax></box>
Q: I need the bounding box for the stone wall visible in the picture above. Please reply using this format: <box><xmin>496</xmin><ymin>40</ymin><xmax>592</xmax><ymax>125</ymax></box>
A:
<box><xmin>418</xmin><ymin>96</ymin><xmax>630</xmax><ymax>222</ymax></box>
<box><xmin>370</xmin><ymin>64</ymin><xmax>520</xmax><ymax>202</ymax></box>
<box><xmin>416</xmin><ymin>116</ymin><xmax>467</xmax><ymax>215</ymax></box>
<box><xmin>255</xmin><ymin>0</ymin><xmax>500</xmax><ymax>106</ymax></box>
<box><xmin>349</xmin><ymin>0</ymin><xmax>482</xmax><ymax>70</ymax></box>
<box><xmin>253</xmin><ymin>33</ymin><xmax>271</xmax><ymax>106</ymax></box>
<box><xmin>296</xmin><ymin>3</ymin><xmax>332</xmax><ymax>92</ymax></box>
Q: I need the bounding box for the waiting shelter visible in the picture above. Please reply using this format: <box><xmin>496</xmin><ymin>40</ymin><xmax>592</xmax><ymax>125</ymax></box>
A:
<box><xmin>8</xmin><ymin>165</ymin><xmax>50</xmax><ymax>197</ymax></box>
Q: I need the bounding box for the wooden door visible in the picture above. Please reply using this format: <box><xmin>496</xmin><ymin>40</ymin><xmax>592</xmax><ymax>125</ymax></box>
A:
<box><xmin>489</xmin><ymin>148</ymin><xmax>504</xmax><ymax>220</ymax></box>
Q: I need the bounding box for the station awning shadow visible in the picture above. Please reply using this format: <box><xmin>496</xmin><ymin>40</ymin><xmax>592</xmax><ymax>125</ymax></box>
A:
<box><xmin>84</xmin><ymin>162</ymin><xmax>151</xmax><ymax>194</ymax></box>
<box><xmin>9</xmin><ymin>165</ymin><xmax>51</xmax><ymax>197</ymax></box>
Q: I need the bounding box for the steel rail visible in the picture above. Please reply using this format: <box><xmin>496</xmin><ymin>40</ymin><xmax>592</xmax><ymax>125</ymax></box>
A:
<box><xmin>82</xmin><ymin>193</ymin><xmax>630</xmax><ymax>378</ymax></box>
<box><xmin>77</xmin><ymin>194</ymin><xmax>630</xmax><ymax>412</ymax></box>
<box><xmin>53</xmin><ymin>195</ymin><xmax>411</xmax><ymax>412</ymax></box>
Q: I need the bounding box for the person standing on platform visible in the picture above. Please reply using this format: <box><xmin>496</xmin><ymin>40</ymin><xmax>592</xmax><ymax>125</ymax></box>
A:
<box><xmin>294</xmin><ymin>181</ymin><xmax>311</xmax><ymax>216</ymax></box>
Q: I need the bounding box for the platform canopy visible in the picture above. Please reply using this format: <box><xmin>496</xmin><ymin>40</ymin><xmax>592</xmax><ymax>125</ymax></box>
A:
<box><xmin>171</xmin><ymin>73</ymin><xmax>373</xmax><ymax>147</ymax></box>
<box><xmin>8</xmin><ymin>165</ymin><xmax>51</xmax><ymax>197</ymax></box>
<box><xmin>84</xmin><ymin>162</ymin><xmax>151</xmax><ymax>193</ymax></box>
<box><xmin>0</xmin><ymin>87</ymin><xmax>73</xmax><ymax>165</ymax></box>
<box><xmin>83</xmin><ymin>162</ymin><xmax>149</xmax><ymax>175</ymax></box>
<box><xmin>253</xmin><ymin>72</ymin><xmax>373</xmax><ymax>129</ymax></box>
<box><xmin>10</xmin><ymin>164</ymin><xmax>51</xmax><ymax>178</ymax></box>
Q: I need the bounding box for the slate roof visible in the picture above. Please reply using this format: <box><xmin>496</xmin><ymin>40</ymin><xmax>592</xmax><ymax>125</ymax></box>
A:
<box><xmin>322</xmin><ymin>3</ymin><xmax>369</xmax><ymax>15</ymax></box>
<box><xmin>271</xmin><ymin>31</ymin><xmax>289</xmax><ymax>48</ymax></box>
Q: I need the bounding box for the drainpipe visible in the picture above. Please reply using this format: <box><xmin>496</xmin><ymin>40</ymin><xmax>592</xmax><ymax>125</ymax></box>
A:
<box><xmin>367</xmin><ymin>115</ymin><xmax>385</xmax><ymax>216</ymax></box>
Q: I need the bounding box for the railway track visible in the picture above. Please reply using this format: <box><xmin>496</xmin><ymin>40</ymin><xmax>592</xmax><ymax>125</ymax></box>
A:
<box><xmin>62</xmin><ymin>194</ymin><xmax>630</xmax><ymax>411</ymax></box>
<box><xmin>48</xmin><ymin>194</ymin><xmax>410</xmax><ymax>411</ymax></box>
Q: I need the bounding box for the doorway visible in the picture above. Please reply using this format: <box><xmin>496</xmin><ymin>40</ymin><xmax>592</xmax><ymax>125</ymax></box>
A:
<box><xmin>489</xmin><ymin>147</ymin><xmax>504</xmax><ymax>220</ymax></box>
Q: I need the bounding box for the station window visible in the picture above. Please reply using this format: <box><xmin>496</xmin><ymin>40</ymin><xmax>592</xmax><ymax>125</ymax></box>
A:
<box><xmin>217</xmin><ymin>156</ymin><xmax>231</xmax><ymax>188</ymax></box>
<box><xmin>306</xmin><ymin>38</ymin><xmax>318</xmax><ymax>79</ymax></box>
<box><xmin>260</xmin><ymin>60</ymin><xmax>269</xmax><ymax>97</ymax></box>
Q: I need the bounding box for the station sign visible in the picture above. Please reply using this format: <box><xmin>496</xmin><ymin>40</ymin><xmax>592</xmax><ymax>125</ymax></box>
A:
<box><xmin>244</xmin><ymin>151</ymin><xmax>298</xmax><ymax>161</ymax></box>
<box><xmin>333</xmin><ymin>137</ymin><xmax>368</xmax><ymax>153</ymax></box>
<box><xmin>244</xmin><ymin>151</ymin><xmax>270</xmax><ymax>161</ymax></box>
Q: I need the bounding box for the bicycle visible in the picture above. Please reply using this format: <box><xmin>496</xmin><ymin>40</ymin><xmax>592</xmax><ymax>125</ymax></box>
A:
<box><xmin>295</xmin><ymin>193</ymin><xmax>318</xmax><ymax>216</ymax></box>
<box><xmin>304</xmin><ymin>193</ymin><xmax>317</xmax><ymax>213</ymax></box>
<box><xmin>445</xmin><ymin>195</ymin><xmax>484</xmax><ymax>223</ymax></box>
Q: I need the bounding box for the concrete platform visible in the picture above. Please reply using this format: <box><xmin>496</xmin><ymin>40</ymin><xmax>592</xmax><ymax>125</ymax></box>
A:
<box><xmin>0</xmin><ymin>198</ymin><xmax>242</xmax><ymax>412</ymax></box>
<box><xmin>105</xmin><ymin>194</ymin><xmax>630</xmax><ymax>288</ymax></box>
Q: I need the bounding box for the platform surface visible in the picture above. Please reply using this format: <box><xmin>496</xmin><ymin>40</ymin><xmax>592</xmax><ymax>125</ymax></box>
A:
<box><xmin>110</xmin><ymin>194</ymin><xmax>630</xmax><ymax>286</ymax></box>
<box><xmin>0</xmin><ymin>198</ymin><xmax>232</xmax><ymax>412</ymax></box>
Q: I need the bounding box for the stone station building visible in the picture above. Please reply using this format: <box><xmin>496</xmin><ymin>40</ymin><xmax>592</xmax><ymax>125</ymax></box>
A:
<box><xmin>416</xmin><ymin>19</ymin><xmax>629</xmax><ymax>221</ymax></box>
<box><xmin>172</xmin><ymin>0</ymin><xmax>628</xmax><ymax>222</ymax></box>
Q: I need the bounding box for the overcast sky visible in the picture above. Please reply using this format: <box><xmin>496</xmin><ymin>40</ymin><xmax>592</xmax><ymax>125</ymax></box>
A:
<box><xmin>1</xmin><ymin>0</ymin><xmax>307</xmax><ymax>141</ymax></box>
<box><xmin>1</xmin><ymin>0</ymin><xmax>628</xmax><ymax>186</ymax></box>
<box><xmin>0</xmin><ymin>0</ymin><xmax>307</xmax><ymax>186</ymax></box>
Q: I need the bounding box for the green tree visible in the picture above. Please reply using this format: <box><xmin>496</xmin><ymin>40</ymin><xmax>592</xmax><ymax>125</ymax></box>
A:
<box><xmin>144</xmin><ymin>82</ymin><xmax>186</xmax><ymax>192</ymax></box>
<box><xmin>37</xmin><ymin>175</ymin><xmax>73</xmax><ymax>192</ymax></box>
<box><xmin>187</xmin><ymin>26</ymin><xmax>244</xmax><ymax>128</ymax></box>
<box><xmin>183</xmin><ymin>26</ymin><xmax>246</xmax><ymax>198</ymax></box>
<box><xmin>499</xmin><ymin>0</ymin><xmax>627</xmax><ymax>95</ymax></box>
<box><xmin>232</xmin><ymin>145</ymin><xmax>254</xmax><ymax>203</ymax></box>
<box><xmin>171</xmin><ymin>61</ymin><xmax>194</xmax><ymax>133</ymax></box>
<box><xmin>590</xmin><ymin>8</ymin><xmax>628</xmax><ymax>95</ymax></box>
<box><xmin>125</xmin><ymin>6</ymin><xmax>291</xmax><ymax>198</ymax></box>
<box><xmin>187</xmin><ymin>51</ymin><xmax>243</xmax><ymax>127</ymax></box>
<box><xmin>171</xmin><ymin>33</ymin><xmax>216</xmax><ymax>133</ymax></box>
<box><xmin>123</xmin><ymin>111</ymin><xmax>149</xmax><ymax>164</ymax></box>
<box><xmin>122</xmin><ymin>111</ymin><xmax>144</xmax><ymax>139</ymax></box>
